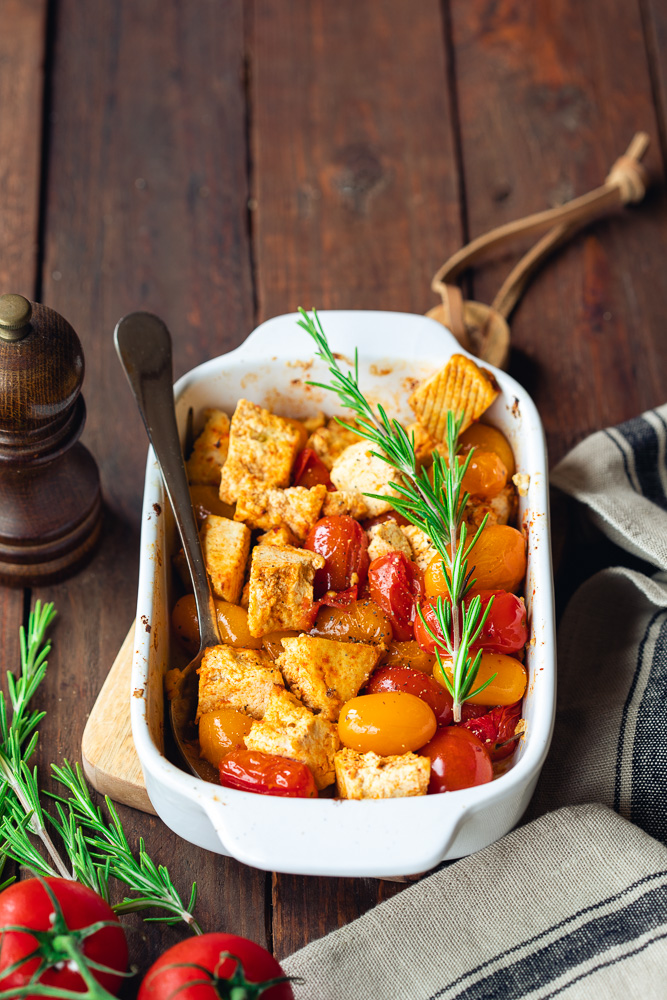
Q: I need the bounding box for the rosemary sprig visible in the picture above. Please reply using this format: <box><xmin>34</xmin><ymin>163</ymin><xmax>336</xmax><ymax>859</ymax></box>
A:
<box><xmin>298</xmin><ymin>308</ymin><xmax>496</xmax><ymax>720</ymax></box>
<box><xmin>0</xmin><ymin>601</ymin><xmax>201</xmax><ymax>933</ymax></box>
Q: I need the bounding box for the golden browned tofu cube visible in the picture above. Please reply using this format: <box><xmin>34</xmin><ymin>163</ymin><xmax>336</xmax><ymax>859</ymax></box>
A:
<box><xmin>245</xmin><ymin>688</ymin><xmax>339</xmax><ymax>789</ymax></box>
<box><xmin>201</xmin><ymin>515</ymin><xmax>251</xmax><ymax>603</ymax></box>
<box><xmin>306</xmin><ymin>418</ymin><xmax>360</xmax><ymax>470</ymax></box>
<box><xmin>409</xmin><ymin>354</ymin><xmax>500</xmax><ymax>441</ymax></box>
<box><xmin>186</xmin><ymin>409</ymin><xmax>230</xmax><ymax>486</ymax></box>
<box><xmin>322</xmin><ymin>490</ymin><xmax>369</xmax><ymax>520</ymax></box>
<box><xmin>367</xmin><ymin>521</ymin><xmax>413</xmax><ymax>562</ymax></box>
<box><xmin>247</xmin><ymin>544</ymin><xmax>324</xmax><ymax>637</ymax></box>
<box><xmin>330</xmin><ymin>442</ymin><xmax>402</xmax><ymax>517</ymax></box>
<box><xmin>277</xmin><ymin>635</ymin><xmax>382</xmax><ymax>721</ymax></box>
<box><xmin>335</xmin><ymin>748</ymin><xmax>430</xmax><ymax>799</ymax></box>
<box><xmin>401</xmin><ymin>524</ymin><xmax>439</xmax><ymax>574</ymax></box>
<box><xmin>462</xmin><ymin>484</ymin><xmax>517</xmax><ymax>532</ymax></box>
<box><xmin>196</xmin><ymin>645</ymin><xmax>284</xmax><ymax>721</ymax></box>
<box><xmin>234</xmin><ymin>485</ymin><xmax>327</xmax><ymax>541</ymax></box>
<box><xmin>257</xmin><ymin>525</ymin><xmax>300</xmax><ymax>548</ymax></box>
<box><xmin>218</xmin><ymin>399</ymin><xmax>303</xmax><ymax>504</ymax></box>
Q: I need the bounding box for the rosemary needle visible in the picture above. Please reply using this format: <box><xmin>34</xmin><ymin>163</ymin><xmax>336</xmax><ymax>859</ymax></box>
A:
<box><xmin>298</xmin><ymin>308</ymin><xmax>497</xmax><ymax>720</ymax></box>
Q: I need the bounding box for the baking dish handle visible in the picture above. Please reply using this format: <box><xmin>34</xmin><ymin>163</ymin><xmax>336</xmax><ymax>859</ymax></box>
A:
<box><xmin>201</xmin><ymin>795</ymin><xmax>470</xmax><ymax>877</ymax></box>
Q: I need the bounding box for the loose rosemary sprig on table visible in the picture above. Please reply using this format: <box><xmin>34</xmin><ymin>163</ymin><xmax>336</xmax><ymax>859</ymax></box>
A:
<box><xmin>297</xmin><ymin>307</ymin><xmax>497</xmax><ymax>721</ymax></box>
<box><xmin>0</xmin><ymin>601</ymin><xmax>201</xmax><ymax>933</ymax></box>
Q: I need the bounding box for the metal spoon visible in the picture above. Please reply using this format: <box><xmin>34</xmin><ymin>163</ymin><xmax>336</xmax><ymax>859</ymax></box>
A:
<box><xmin>114</xmin><ymin>312</ymin><xmax>219</xmax><ymax>781</ymax></box>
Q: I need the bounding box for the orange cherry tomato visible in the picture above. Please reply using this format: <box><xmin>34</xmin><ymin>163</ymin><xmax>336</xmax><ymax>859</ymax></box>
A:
<box><xmin>172</xmin><ymin>595</ymin><xmax>263</xmax><ymax>652</ymax></box>
<box><xmin>198</xmin><ymin>708</ymin><xmax>253</xmax><ymax>768</ymax></box>
<box><xmin>338</xmin><ymin>692</ymin><xmax>437</xmax><ymax>756</ymax></box>
<box><xmin>425</xmin><ymin>525</ymin><xmax>526</xmax><ymax>596</ymax></box>
<box><xmin>459</xmin><ymin>423</ymin><xmax>515</xmax><ymax>477</ymax></box>
<box><xmin>420</xmin><ymin>726</ymin><xmax>493</xmax><ymax>792</ymax></box>
<box><xmin>365</xmin><ymin>665</ymin><xmax>453</xmax><ymax>726</ymax></box>
<box><xmin>460</xmin><ymin>450</ymin><xmax>507</xmax><ymax>500</ymax></box>
<box><xmin>219</xmin><ymin>749</ymin><xmax>317</xmax><ymax>798</ymax></box>
<box><xmin>381</xmin><ymin>639</ymin><xmax>435</xmax><ymax>674</ymax></box>
<box><xmin>432</xmin><ymin>652</ymin><xmax>527</xmax><ymax>706</ymax></box>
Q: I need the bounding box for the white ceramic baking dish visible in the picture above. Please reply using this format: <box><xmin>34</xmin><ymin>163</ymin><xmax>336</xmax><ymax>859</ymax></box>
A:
<box><xmin>131</xmin><ymin>310</ymin><xmax>555</xmax><ymax>877</ymax></box>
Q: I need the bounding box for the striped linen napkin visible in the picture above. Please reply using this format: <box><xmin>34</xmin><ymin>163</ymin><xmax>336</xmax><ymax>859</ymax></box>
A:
<box><xmin>283</xmin><ymin>404</ymin><xmax>667</xmax><ymax>999</ymax></box>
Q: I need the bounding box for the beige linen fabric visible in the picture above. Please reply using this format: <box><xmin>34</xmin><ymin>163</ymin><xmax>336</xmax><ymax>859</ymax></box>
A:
<box><xmin>283</xmin><ymin>405</ymin><xmax>667</xmax><ymax>999</ymax></box>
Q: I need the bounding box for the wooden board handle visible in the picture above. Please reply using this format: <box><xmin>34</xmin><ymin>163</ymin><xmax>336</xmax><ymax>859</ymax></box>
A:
<box><xmin>81</xmin><ymin>620</ymin><xmax>155</xmax><ymax>814</ymax></box>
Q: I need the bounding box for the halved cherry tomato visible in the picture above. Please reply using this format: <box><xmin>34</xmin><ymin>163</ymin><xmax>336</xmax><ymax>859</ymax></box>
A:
<box><xmin>432</xmin><ymin>652</ymin><xmax>527</xmax><ymax>706</ymax></box>
<box><xmin>420</xmin><ymin>726</ymin><xmax>493</xmax><ymax>792</ymax></box>
<box><xmin>305</xmin><ymin>516</ymin><xmax>370</xmax><ymax>597</ymax></box>
<box><xmin>365</xmin><ymin>665</ymin><xmax>453</xmax><ymax>725</ymax></box>
<box><xmin>292</xmin><ymin>448</ymin><xmax>333</xmax><ymax>489</ymax></box>
<box><xmin>460</xmin><ymin>701</ymin><xmax>523</xmax><ymax>761</ymax></box>
<box><xmin>310</xmin><ymin>598</ymin><xmax>392</xmax><ymax>645</ymax></box>
<box><xmin>338</xmin><ymin>692</ymin><xmax>437</xmax><ymax>756</ymax></box>
<box><xmin>368</xmin><ymin>552</ymin><xmax>424</xmax><ymax>641</ymax></box>
<box><xmin>381</xmin><ymin>639</ymin><xmax>435</xmax><ymax>674</ymax></box>
<box><xmin>219</xmin><ymin>750</ymin><xmax>317</xmax><ymax>798</ymax></box>
<box><xmin>414</xmin><ymin>590</ymin><xmax>527</xmax><ymax>656</ymax></box>
<box><xmin>459</xmin><ymin>423</ymin><xmax>515</xmax><ymax>477</ymax></box>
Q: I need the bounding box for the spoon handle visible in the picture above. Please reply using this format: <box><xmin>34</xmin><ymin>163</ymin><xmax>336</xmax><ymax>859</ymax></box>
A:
<box><xmin>114</xmin><ymin>312</ymin><xmax>220</xmax><ymax>651</ymax></box>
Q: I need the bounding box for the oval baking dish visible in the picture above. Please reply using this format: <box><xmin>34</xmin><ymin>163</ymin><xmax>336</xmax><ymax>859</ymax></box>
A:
<box><xmin>131</xmin><ymin>310</ymin><xmax>555</xmax><ymax>877</ymax></box>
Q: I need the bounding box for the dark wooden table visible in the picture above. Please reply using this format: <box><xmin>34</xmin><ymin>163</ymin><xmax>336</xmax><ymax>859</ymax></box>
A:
<box><xmin>1</xmin><ymin>0</ymin><xmax>666</xmax><ymax>980</ymax></box>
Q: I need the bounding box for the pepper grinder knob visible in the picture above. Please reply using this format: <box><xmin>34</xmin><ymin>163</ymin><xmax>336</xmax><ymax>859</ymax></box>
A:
<box><xmin>0</xmin><ymin>294</ymin><xmax>102</xmax><ymax>585</ymax></box>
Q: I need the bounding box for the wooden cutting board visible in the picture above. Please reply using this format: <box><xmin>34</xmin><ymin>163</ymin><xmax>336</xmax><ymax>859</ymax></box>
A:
<box><xmin>82</xmin><ymin>621</ymin><xmax>155</xmax><ymax>814</ymax></box>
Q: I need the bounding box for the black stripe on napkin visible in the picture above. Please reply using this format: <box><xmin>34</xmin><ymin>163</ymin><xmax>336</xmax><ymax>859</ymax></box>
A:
<box><xmin>632</xmin><ymin>612</ymin><xmax>667</xmax><ymax>843</ymax></box>
<box><xmin>603</xmin><ymin>429</ymin><xmax>639</xmax><ymax>494</ymax></box>
<box><xmin>616</xmin><ymin>415</ymin><xmax>667</xmax><ymax>510</ymax></box>
<box><xmin>428</xmin><ymin>872</ymin><xmax>667</xmax><ymax>1000</ymax></box>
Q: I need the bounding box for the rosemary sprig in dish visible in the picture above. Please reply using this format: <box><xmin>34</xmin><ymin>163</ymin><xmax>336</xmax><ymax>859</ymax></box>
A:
<box><xmin>0</xmin><ymin>601</ymin><xmax>201</xmax><ymax>933</ymax></box>
<box><xmin>297</xmin><ymin>307</ymin><xmax>497</xmax><ymax>721</ymax></box>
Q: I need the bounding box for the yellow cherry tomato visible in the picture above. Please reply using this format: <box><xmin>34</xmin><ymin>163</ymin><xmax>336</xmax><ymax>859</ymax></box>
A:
<box><xmin>338</xmin><ymin>692</ymin><xmax>437</xmax><ymax>756</ymax></box>
<box><xmin>460</xmin><ymin>450</ymin><xmax>508</xmax><ymax>500</ymax></box>
<box><xmin>459</xmin><ymin>423</ymin><xmax>515</xmax><ymax>477</ymax></box>
<box><xmin>425</xmin><ymin>525</ymin><xmax>526</xmax><ymax>597</ymax></box>
<box><xmin>381</xmin><ymin>640</ymin><xmax>436</xmax><ymax>675</ymax></box>
<box><xmin>432</xmin><ymin>652</ymin><xmax>527</xmax><ymax>706</ymax></box>
<box><xmin>172</xmin><ymin>594</ymin><xmax>263</xmax><ymax>652</ymax></box>
<box><xmin>198</xmin><ymin>708</ymin><xmax>253</xmax><ymax>768</ymax></box>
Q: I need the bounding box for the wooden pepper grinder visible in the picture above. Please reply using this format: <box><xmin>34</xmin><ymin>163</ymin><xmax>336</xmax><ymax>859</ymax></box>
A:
<box><xmin>0</xmin><ymin>294</ymin><xmax>102</xmax><ymax>585</ymax></box>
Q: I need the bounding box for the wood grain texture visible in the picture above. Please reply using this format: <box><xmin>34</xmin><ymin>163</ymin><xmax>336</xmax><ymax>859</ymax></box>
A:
<box><xmin>449</xmin><ymin>0</ymin><xmax>667</xmax><ymax>465</ymax></box>
<box><xmin>33</xmin><ymin>0</ymin><xmax>267</xmax><ymax>971</ymax></box>
<box><xmin>249</xmin><ymin>0</ymin><xmax>464</xmax><ymax>957</ymax></box>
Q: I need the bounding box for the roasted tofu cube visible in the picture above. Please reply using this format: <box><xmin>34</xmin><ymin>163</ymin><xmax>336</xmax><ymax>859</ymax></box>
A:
<box><xmin>335</xmin><ymin>748</ymin><xmax>430</xmax><ymax>799</ymax></box>
<box><xmin>306</xmin><ymin>418</ymin><xmax>360</xmax><ymax>470</ymax></box>
<box><xmin>201</xmin><ymin>515</ymin><xmax>251</xmax><ymax>603</ymax></box>
<box><xmin>277</xmin><ymin>635</ymin><xmax>382</xmax><ymax>721</ymax></box>
<box><xmin>322</xmin><ymin>490</ymin><xmax>369</xmax><ymax>520</ymax></box>
<box><xmin>367</xmin><ymin>521</ymin><xmax>413</xmax><ymax>562</ymax></box>
<box><xmin>330</xmin><ymin>441</ymin><xmax>402</xmax><ymax>516</ymax></box>
<box><xmin>257</xmin><ymin>525</ymin><xmax>300</xmax><ymax>548</ymax></box>
<box><xmin>247</xmin><ymin>544</ymin><xmax>324</xmax><ymax>637</ymax></box>
<box><xmin>234</xmin><ymin>485</ymin><xmax>327</xmax><ymax>541</ymax></box>
<box><xmin>462</xmin><ymin>484</ymin><xmax>517</xmax><ymax>532</ymax></box>
<box><xmin>245</xmin><ymin>687</ymin><xmax>339</xmax><ymax>789</ymax></box>
<box><xmin>219</xmin><ymin>399</ymin><xmax>302</xmax><ymax>504</ymax></box>
<box><xmin>401</xmin><ymin>524</ymin><xmax>439</xmax><ymax>573</ymax></box>
<box><xmin>196</xmin><ymin>645</ymin><xmax>284</xmax><ymax>721</ymax></box>
<box><xmin>186</xmin><ymin>409</ymin><xmax>230</xmax><ymax>486</ymax></box>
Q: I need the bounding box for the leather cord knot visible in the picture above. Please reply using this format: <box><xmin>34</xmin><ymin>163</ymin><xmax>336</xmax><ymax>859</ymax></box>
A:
<box><xmin>606</xmin><ymin>153</ymin><xmax>647</xmax><ymax>203</ymax></box>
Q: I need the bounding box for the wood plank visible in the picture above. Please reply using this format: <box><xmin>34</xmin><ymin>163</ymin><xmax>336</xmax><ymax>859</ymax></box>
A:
<box><xmin>34</xmin><ymin>0</ymin><xmax>266</xmax><ymax>970</ymax></box>
<box><xmin>642</xmin><ymin>1</ymin><xmax>667</xmax><ymax>155</ymax></box>
<box><xmin>449</xmin><ymin>0</ymin><xmax>667</xmax><ymax>465</ymax></box>
<box><xmin>0</xmin><ymin>0</ymin><xmax>48</xmax><ymax>886</ymax></box>
<box><xmin>249</xmin><ymin>0</ymin><xmax>464</xmax><ymax>958</ymax></box>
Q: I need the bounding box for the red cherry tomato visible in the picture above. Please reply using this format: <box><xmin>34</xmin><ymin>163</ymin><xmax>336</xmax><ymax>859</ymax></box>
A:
<box><xmin>414</xmin><ymin>590</ymin><xmax>527</xmax><ymax>656</ymax></box>
<box><xmin>292</xmin><ymin>448</ymin><xmax>333</xmax><ymax>489</ymax></box>
<box><xmin>420</xmin><ymin>726</ymin><xmax>493</xmax><ymax>792</ymax></box>
<box><xmin>368</xmin><ymin>552</ymin><xmax>424</xmax><ymax>641</ymax></box>
<box><xmin>138</xmin><ymin>932</ymin><xmax>293</xmax><ymax>1000</ymax></box>
<box><xmin>361</xmin><ymin>510</ymin><xmax>410</xmax><ymax>530</ymax></box>
<box><xmin>219</xmin><ymin>749</ymin><xmax>318</xmax><ymax>798</ymax></box>
<box><xmin>365</xmin><ymin>665</ymin><xmax>453</xmax><ymax>725</ymax></box>
<box><xmin>460</xmin><ymin>701</ymin><xmax>523</xmax><ymax>761</ymax></box>
<box><xmin>305</xmin><ymin>515</ymin><xmax>370</xmax><ymax>597</ymax></box>
<box><xmin>0</xmin><ymin>877</ymin><xmax>128</xmax><ymax>997</ymax></box>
